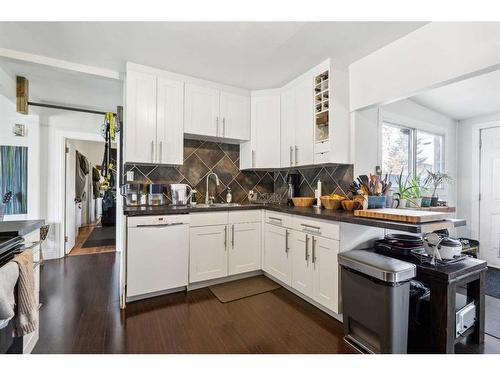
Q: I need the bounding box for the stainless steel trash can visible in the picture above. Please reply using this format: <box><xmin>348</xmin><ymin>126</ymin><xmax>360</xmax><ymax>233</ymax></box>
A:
<box><xmin>338</xmin><ymin>249</ymin><xmax>416</xmax><ymax>354</ymax></box>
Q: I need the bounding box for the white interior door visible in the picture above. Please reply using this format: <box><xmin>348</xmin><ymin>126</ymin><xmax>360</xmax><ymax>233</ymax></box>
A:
<box><xmin>480</xmin><ymin>126</ymin><xmax>500</xmax><ymax>268</ymax></box>
<box><xmin>64</xmin><ymin>141</ymin><xmax>76</xmax><ymax>254</ymax></box>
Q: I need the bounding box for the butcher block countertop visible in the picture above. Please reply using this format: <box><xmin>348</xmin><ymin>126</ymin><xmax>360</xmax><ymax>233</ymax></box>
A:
<box><xmin>124</xmin><ymin>204</ymin><xmax>465</xmax><ymax>234</ymax></box>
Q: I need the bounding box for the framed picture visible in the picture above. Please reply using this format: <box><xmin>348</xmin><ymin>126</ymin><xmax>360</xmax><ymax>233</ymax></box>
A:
<box><xmin>0</xmin><ymin>145</ymin><xmax>28</xmax><ymax>215</ymax></box>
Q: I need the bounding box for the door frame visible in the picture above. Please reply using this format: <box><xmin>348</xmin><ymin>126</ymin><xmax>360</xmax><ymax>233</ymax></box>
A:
<box><xmin>56</xmin><ymin>129</ymin><xmax>103</xmax><ymax>259</ymax></box>
<box><xmin>479</xmin><ymin>125</ymin><xmax>500</xmax><ymax>267</ymax></box>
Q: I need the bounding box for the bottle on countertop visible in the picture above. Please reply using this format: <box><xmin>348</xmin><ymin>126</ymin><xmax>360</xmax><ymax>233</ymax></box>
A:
<box><xmin>226</xmin><ymin>187</ymin><xmax>232</xmax><ymax>203</ymax></box>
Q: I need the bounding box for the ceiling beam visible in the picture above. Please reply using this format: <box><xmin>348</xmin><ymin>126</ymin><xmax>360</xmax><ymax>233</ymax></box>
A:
<box><xmin>0</xmin><ymin>47</ymin><xmax>121</xmax><ymax>80</ymax></box>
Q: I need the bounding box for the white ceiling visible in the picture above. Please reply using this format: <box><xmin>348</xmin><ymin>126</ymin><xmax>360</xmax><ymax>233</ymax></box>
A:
<box><xmin>0</xmin><ymin>22</ymin><xmax>425</xmax><ymax>90</ymax></box>
<box><xmin>412</xmin><ymin>69</ymin><xmax>500</xmax><ymax>121</ymax></box>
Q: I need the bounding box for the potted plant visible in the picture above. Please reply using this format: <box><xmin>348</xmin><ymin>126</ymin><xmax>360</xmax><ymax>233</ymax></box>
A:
<box><xmin>406</xmin><ymin>175</ymin><xmax>422</xmax><ymax>208</ymax></box>
<box><xmin>394</xmin><ymin>170</ymin><xmax>411</xmax><ymax>208</ymax></box>
<box><xmin>425</xmin><ymin>170</ymin><xmax>453</xmax><ymax>206</ymax></box>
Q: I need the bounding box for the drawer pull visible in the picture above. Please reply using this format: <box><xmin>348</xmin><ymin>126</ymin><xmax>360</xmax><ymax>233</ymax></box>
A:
<box><xmin>305</xmin><ymin>234</ymin><xmax>309</xmax><ymax>261</ymax></box>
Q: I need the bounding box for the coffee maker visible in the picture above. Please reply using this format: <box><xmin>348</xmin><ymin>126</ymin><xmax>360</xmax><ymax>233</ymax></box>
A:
<box><xmin>287</xmin><ymin>173</ymin><xmax>300</xmax><ymax>206</ymax></box>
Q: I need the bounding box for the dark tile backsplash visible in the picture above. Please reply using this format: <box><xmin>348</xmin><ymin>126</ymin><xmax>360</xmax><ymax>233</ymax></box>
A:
<box><xmin>125</xmin><ymin>139</ymin><xmax>353</xmax><ymax>204</ymax></box>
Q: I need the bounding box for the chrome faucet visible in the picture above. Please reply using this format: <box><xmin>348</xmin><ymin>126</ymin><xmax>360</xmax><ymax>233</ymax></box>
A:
<box><xmin>205</xmin><ymin>172</ymin><xmax>220</xmax><ymax>205</ymax></box>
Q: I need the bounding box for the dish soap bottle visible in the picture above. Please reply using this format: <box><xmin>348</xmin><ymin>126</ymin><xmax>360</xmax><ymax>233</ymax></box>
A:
<box><xmin>226</xmin><ymin>187</ymin><xmax>232</xmax><ymax>203</ymax></box>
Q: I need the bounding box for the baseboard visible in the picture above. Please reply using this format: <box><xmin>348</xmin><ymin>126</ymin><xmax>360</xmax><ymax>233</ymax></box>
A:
<box><xmin>187</xmin><ymin>270</ymin><xmax>263</xmax><ymax>291</ymax></box>
<box><xmin>126</xmin><ymin>286</ymin><xmax>187</xmax><ymax>303</ymax></box>
<box><xmin>263</xmin><ymin>271</ymin><xmax>344</xmax><ymax>323</ymax></box>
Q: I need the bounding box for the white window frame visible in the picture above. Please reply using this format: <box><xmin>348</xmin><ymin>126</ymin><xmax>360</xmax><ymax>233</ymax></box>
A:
<box><xmin>379</xmin><ymin>116</ymin><xmax>446</xmax><ymax>182</ymax></box>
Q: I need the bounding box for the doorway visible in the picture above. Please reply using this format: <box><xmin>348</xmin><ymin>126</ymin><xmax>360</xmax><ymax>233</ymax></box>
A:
<box><xmin>63</xmin><ymin>138</ymin><xmax>116</xmax><ymax>256</ymax></box>
<box><xmin>479</xmin><ymin>126</ymin><xmax>500</xmax><ymax>269</ymax></box>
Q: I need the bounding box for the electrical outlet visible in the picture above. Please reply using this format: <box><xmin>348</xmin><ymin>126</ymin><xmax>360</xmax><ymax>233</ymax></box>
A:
<box><xmin>126</xmin><ymin>171</ymin><xmax>135</xmax><ymax>182</ymax></box>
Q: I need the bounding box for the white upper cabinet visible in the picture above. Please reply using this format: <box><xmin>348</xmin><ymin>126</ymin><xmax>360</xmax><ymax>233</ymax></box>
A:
<box><xmin>125</xmin><ymin>70</ymin><xmax>158</xmax><ymax>164</ymax></box>
<box><xmin>294</xmin><ymin>77</ymin><xmax>314</xmax><ymax>166</ymax></box>
<box><xmin>125</xmin><ymin>65</ymin><xmax>184</xmax><ymax>165</ymax></box>
<box><xmin>280</xmin><ymin>88</ymin><xmax>296</xmax><ymax>167</ymax></box>
<box><xmin>280</xmin><ymin>76</ymin><xmax>314</xmax><ymax>167</ymax></box>
<box><xmin>184</xmin><ymin>83</ymin><xmax>220</xmax><ymax>137</ymax></box>
<box><xmin>219</xmin><ymin>91</ymin><xmax>250</xmax><ymax>141</ymax></box>
<box><xmin>156</xmin><ymin>77</ymin><xmax>184</xmax><ymax>165</ymax></box>
<box><xmin>241</xmin><ymin>92</ymin><xmax>281</xmax><ymax>169</ymax></box>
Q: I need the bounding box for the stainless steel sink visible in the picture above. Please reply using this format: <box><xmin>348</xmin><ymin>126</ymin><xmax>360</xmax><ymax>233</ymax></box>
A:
<box><xmin>194</xmin><ymin>203</ymin><xmax>242</xmax><ymax>208</ymax></box>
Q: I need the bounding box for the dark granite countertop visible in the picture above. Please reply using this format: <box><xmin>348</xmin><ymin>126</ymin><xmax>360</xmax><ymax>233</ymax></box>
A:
<box><xmin>124</xmin><ymin>204</ymin><xmax>465</xmax><ymax>234</ymax></box>
<box><xmin>0</xmin><ymin>220</ymin><xmax>45</xmax><ymax>236</ymax></box>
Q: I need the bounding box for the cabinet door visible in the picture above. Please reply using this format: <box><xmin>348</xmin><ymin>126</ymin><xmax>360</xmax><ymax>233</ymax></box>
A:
<box><xmin>189</xmin><ymin>225</ymin><xmax>228</xmax><ymax>282</ymax></box>
<box><xmin>229</xmin><ymin>222</ymin><xmax>261</xmax><ymax>275</ymax></box>
<box><xmin>280</xmin><ymin>88</ymin><xmax>296</xmax><ymax>167</ymax></box>
<box><xmin>125</xmin><ymin>70</ymin><xmax>157</xmax><ymax>163</ymax></box>
<box><xmin>290</xmin><ymin>231</ymin><xmax>314</xmax><ymax>297</ymax></box>
<box><xmin>263</xmin><ymin>224</ymin><xmax>291</xmax><ymax>285</ymax></box>
<box><xmin>312</xmin><ymin>236</ymin><xmax>339</xmax><ymax>313</ymax></box>
<box><xmin>156</xmin><ymin>77</ymin><xmax>184</xmax><ymax>165</ymax></box>
<box><xmin>251</xmin><ymin>94</ymin><xmax>281</xmax><ymax>168</ymax></box>
<box><xmin>220</xmin><ymin>91</ymin><xmax>250</xmax><ymax>141</ymax></box>
<box><xmin>294</xmin><ymin>77</ymin><xmax>314</xmax><ymax>166</ymax></box>
<box><xmin>184</xmin><ymin>83</ymin><xmax>220</xmax><ymax>137</ymax></box>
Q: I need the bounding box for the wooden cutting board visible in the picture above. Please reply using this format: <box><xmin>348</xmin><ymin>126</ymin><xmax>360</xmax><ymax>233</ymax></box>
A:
<box><xmin>353</xmin><ymin>208</ymin><xmax>452</xmax><ymax>223</ymax></box>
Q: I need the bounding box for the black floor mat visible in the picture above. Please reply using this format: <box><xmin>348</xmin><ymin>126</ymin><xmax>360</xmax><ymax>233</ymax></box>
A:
<box><xmin>486</xmin><ymin>267</ymin><xmax>500</xmax><ymax>299</ymax></box>
<box><xmin>81</xmin><ymin>226</ymin><xmax>116</xmax><ymax>248</ymax></box>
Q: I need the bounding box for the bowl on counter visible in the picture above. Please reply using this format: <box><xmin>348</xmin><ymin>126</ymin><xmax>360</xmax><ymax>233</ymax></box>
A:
<box><xmin>292</xmin><ymin>197</ymin><xmax>315</xmax><ymax>207</ymax></box>
<box><xmin>341</xmin><ymin>199</ymin><xmax>362</xmax><ymax>211</ymax></box>
<box><xmin>320</xmin><ymin>196</ymin><xmax>345</xmax><ymax>210</ymax></box>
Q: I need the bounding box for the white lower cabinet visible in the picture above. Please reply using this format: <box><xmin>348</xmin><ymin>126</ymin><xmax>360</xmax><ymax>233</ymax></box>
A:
<box><xmin>263</xmin><ymin>223</ymin><xmax>291</xmax><ymax>285</ymax></box>
<box><xmin>290</xmin><ymin>231</ymin><xmax>340</xmax><ymax>313</ymax></box>
<box><xmin>311</xmin><ymin>236</ymin><xmax>339</xmax><ymax>313</ymax></box>
<box><xmin>290</xmin><ymin>231</ymin><xmax>313</xmax><ymax>296</ymax></box>
<box><xmin>189</xmin><ymin>211</ymin><xmax>262</xmax><ymax>283</ymax></box>
<box><xmin>229</xmin><ymin>222</ymin><xmax>261</xmax><ymax>275</ymax></box>
<box><xmin>189</xmin><ymin>224</ymin><xmax>228</xmax><ymax>283</ymax></box>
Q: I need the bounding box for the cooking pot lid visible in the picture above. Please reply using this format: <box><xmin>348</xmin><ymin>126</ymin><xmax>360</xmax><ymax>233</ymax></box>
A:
<box><xmin>440</xmin><ymin>237</ymin><xmax>462</xmax><ymax>247</ymax></box>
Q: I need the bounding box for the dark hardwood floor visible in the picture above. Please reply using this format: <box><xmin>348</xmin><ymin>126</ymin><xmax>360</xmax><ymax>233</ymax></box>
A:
<box><xmin>34</xmin><ymin>252</ymin><xmax>500</xmax><ymax>354</ymax></box>
<box><xmin>34</xmin><ymin>252</ymin><xmax>356</xmax><ymax>354</ymax></box>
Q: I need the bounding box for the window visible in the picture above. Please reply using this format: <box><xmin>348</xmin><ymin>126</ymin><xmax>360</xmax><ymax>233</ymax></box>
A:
<box><xmin>381</xmin><ymin>122</ymin><xmax>444</xmax><ymax>181</ymax></box>
<box><xmin>381</xmin><ymin>122</ymin><xmax>413</xmax><ymax>177</ymax></box>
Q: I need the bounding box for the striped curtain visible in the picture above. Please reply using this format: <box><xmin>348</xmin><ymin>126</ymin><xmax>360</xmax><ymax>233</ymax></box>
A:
<box><xmin>0</xmin><ymin>145</ymin><xmax>28</xmax><ymax>214</ymax></box>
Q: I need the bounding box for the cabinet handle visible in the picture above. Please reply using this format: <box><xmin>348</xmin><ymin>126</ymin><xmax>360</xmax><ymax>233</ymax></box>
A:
<box><xmin>231</xmin><ymin>224</ymin><xmax>235</xmax><ymax>248</ymax></box>
<box><xmin>216</xmin><ymin>116</ymin><xmax>219</xmax><ymax>137</ymax></box>
<box><xmin>301</xmin><ymin>223</ymin><xmax>321</xmax><ymax>234</ymax></box>
<box><xmin>312</xmin><ymin>236</ymin><xmax>317</xmax><ymax>264</ymax></box>
<box><xmin>151</xmin><ymin>140</ymin><xmax>155</xmax><ymax>162</ymax></box>
<box><xmin>136</xmin><ymin>223</ymin><xmax>184</xmax><ymax>228</ymax></box>
<box><xmin>223</xmin><ymin>117</ymin><xmax>226</xmax><ymax>137</ymax></box>
<box><xmin>224</xmin><ymin>226</ymin><xmax>227</xmax><ymax>250</ymax></box>
<box><xmin>295</xmin><ymin>146</ymin><xmax>298</xmax><ymax>165</ymax></box>
<box><xmin>289</xmin><ymin>146</ymin><xmax>294</xmax><ymax>166</ymax></box>
<box><xmin>285</xmin><ymin>229</ymin><xmax>289</xmax><ymax>254</ymax></box>
<box><xmin>159</xmin><ymin>141</ymin><xmax>163</xmax><ymax>164</ymax></box>
<box><xmin>305</xmin><ymin>234</ymin><xmax>309</xmax><ymax>261</ymax></box>
<box><xmin>251</xmin><ymin>150</ymin><xmax>255</xmax><ymax>168</ymax></box>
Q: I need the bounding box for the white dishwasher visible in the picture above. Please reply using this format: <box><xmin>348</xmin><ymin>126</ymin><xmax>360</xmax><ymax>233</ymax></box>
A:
<box><xmin>126</xmin><ymin>214</ymin><xmax>190</xmax><ymax>301</ymax></box>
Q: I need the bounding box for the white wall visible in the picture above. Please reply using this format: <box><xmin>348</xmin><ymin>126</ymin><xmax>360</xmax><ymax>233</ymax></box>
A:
<box><xmin>349</xmin><ymin>22</ymin><xmax>500</xmax><ymax>111</ymax></box>
<box><xmin>457</xmin><ymin>112</ymin><xmax>500</xmax><ymax>239</ymax></box>
<box><xmin>38</xmin><ymin>109</ymin><xmax>105</xmax><ymax>259</ymax></box>
<box><xmin>352</xmin><ymin>99</ymin><xmax>458</xmax><ymax>206</ymax></box>
<box><xmin>0</xmin><ymin>94</ymin><xmax>40</xmax><ymax>220</ymax></box>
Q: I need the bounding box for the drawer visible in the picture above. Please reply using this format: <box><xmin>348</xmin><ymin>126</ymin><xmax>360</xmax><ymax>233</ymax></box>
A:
<box><xmin>265</xmin><ymin>210</ymin><xmax>293</xmax><ymax>228</ymax></box>
<box><xmin>292</xmin><ymin>215</ymin><xmax>340</xmax><ymax>240</ymax></box>
<box><xmin>315</xmin><ymin>140</ymin><xmax>330</xmax><ymax>154</ymax></box>
<box><xmin>228</xmin><ymin>209</ymin><xmax>262</xmax><ymax>224</ymax></box>
<box><xmin>189</xmin><ymin>211</ymin><xmax>228</xmax><ymax>227</ymax></box>
<box><xmin>314</xmin><ymin>152</ymin><xmax>329</xmax><ymax>164</ymax></box>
